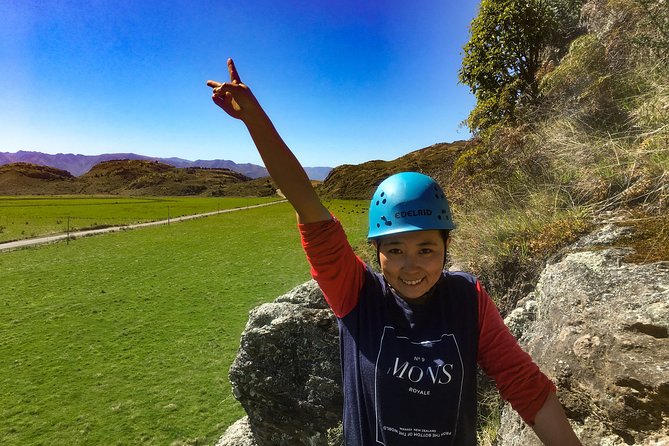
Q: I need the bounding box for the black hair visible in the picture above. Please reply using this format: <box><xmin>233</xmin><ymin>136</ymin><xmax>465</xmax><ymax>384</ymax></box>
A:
<box><xmin>441</xmin><ymin>230</ymin><xmax>451</xmax><ymax>269</ymax></box>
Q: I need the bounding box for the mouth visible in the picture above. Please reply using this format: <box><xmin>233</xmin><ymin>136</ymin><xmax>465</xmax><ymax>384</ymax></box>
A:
<box><xmin>400</xmin><ymin>277</ymin><xmax>424</xmax><ymax>286</ymax></box>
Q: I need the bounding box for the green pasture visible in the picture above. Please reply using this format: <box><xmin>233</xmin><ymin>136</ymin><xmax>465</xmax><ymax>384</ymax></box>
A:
<box><xmin>0</xmin><ymin>196</ymin><xmax>278</xmax><ymax>243</ymax></box>
<box><xmin>0</xmin><ymin>199</ymin><xmax>367</xmax><ymax>446</ymax></box>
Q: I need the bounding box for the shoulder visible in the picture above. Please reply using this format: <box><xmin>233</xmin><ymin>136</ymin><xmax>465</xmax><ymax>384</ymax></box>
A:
<box><xmin>444</xmin><ymin>270</ymin><xmax>478</xmax><ymax>288</ymax></box>
<box><xmin>362</xmin><ymin>266</ymin><xmax>387</xmax><ymax>292</ymax></box>
<box><xmin>440</xmin><ymin>271</ymin><xmax>481</xmax><ymax>309</ymax></box>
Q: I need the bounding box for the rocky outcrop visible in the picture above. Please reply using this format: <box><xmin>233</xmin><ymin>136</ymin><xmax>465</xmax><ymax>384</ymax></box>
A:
<box><xmin>216</xmin><ymin>222</ymin><xmax>668</xmax><ymax>446</ymax></box>
<box><xmin>216</xmin><ymin>280</ymin><xmax>342</xmax><ymax>446</ymax></box>
<box><xmin>499</xmin><ymin>223</ymin><xmax>669</xmax><ymax>445</ymax></box>
<box><xmin>214</xmin><ymin>417</ymin><xmax>258</xmax><ymax>446</ymax></box>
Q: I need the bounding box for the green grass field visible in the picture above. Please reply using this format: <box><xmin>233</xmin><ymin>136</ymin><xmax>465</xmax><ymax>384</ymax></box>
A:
<box><xmin>0</xmin><ymin>196</ymin><xmax>279</xmax><ymax>243</ymax></box>
<box><xmin>0</xmin><ymin>198</ymin><xmax>367</xmax><ymax>446</ymax></box>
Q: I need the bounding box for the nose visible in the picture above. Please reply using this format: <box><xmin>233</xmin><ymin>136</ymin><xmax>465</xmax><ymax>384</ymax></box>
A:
<box><xmin>402</xmin><ymin>254</ymin><xmax>420</xmax><ymax>272</ymax></box>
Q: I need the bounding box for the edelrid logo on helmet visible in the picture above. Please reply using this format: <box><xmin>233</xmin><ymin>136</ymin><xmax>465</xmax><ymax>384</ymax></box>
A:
<box><xmin>395</xmin><ymin>209</ymin><xmax>432</xmax><ymax>219</ymax></box>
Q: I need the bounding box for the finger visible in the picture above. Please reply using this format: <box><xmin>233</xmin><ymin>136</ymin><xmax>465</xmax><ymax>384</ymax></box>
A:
<box><xmin>212</xmin><ymin>90</ymin><xmax>231</xmax><ymax>107</ymax></box>
<box><xmin>207</xmin><ymin>80</ymin><xmax>223</xmax><ymax>88</ymax></box>
<box><xmin>228</xmin><ymin>58</ymin><xmax>241</xmax><ymax>84</ymax></box>
<box><xmin>212</xmin><ymin>94</ymin><xmax>227</xmax><ymax>109</ymax></box>
<box><xmin>210</xmin><ymin>82</ymin><xmax>233</xmax><ymax>97</ymax></box>
<box><xmin>212</xmin><ymin>92</ymin><xmax>241</xmax><ymax>117</ymax></box>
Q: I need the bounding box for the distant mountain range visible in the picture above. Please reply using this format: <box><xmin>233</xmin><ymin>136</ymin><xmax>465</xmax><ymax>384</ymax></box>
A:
<box><xmin>0</xmin><ymin>151</ymin><xmax>332</xmax><ymax>181</ymax></box>
<box><xmin>0</xmin><ymin>141</ymin><xmax>470</xmax><ymax>198</ymax></box>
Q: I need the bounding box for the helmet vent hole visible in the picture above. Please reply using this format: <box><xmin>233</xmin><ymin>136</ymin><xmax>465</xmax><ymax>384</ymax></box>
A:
<box><xmin>437</xmin><ymin>215</ymin><xmax>442</xmax><ymax>220</ymax></box>
<box><xmin>382</xmin><ymin>199</ymin><xmax>387</xmax><ymax>204</ymax></box>
<box><xmin>434</xmin><ymin>194</ymin><xmax>439</xmax><ymax>199</ymax></box>
<box><xmin>376</xmin><ymin>223</ymin><xmax>380</xmax><ymax>228</ymax></box>
<box><xmin>380</xmin><ymin>192</ymin><xmax>385</xmax><ymax>197</ymax></box>
<box><xmin>375</xmin><ymin>200</ymin><xmax>380</xmax><ymax>206</ymax></box>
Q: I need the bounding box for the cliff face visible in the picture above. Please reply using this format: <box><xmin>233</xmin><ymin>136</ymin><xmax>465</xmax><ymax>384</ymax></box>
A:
<box><xmin>499</xmin><ymin>221</ymin><xmax>669</xmax><ymax>445</ymax></box>
<box><xmin>216</xmin><ymin>221</ymin><xmax>668</xmax><ymax>446</ymax></box>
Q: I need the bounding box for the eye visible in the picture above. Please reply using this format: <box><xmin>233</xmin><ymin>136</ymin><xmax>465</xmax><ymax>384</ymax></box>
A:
<box><xmin>387</xmin><ymin>248</ymin><xmax>403</xmax><ymax>255</ymax></box>
<box><xmin>419</xmin><ymin>248</ymin><xmax>434</xmax><ymax>255</ymax></box>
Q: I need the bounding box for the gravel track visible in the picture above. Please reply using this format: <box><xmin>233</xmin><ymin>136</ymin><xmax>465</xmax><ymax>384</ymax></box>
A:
<box><xmin>0</xmin><ymin>199</ymin><xmax>288</xmax><ymax>252</ymax></box>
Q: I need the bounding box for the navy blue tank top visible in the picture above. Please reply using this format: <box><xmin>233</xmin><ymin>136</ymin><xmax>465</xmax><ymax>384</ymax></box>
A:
<box><xmin>338</xmin><ymin>268</ymin><xmax>479</xmax><ymax>445</ymax></box>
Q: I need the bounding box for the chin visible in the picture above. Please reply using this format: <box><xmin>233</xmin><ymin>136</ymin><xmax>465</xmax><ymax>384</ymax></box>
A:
<box><xmin>393</xmin><ymin>277</ymin><xmax>440</xmax><ymax>300</ymax></box>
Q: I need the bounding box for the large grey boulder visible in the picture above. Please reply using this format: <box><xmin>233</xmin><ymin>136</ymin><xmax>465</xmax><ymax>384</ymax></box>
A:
<box><xmin>219</xmin><ymin>280</ymin><xmax>342</xmax><ymax>446</ymax></box>
<box><xmin>498</xmin><ymin>223</ymin><xmax>669</xmax><ymax>445</ymax></box>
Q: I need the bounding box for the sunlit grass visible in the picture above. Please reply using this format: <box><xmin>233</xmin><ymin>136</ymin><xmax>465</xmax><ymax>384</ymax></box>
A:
<box><xmin>0</xmin><ymin>196</ymin><xmax>279</xmax><ymax>243</ymax></box>
<box><xmin>0</xmin><ymin>200</ymin><xmax>367</xmax><ymax>446</ymax></box>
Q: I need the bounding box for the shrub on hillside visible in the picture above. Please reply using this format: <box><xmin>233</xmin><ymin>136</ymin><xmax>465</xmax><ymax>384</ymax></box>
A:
<box><xmin>539</xmin><ymin>34</ymin><xmax>628</xmax><ymax>130</ymax></box>
<box><xmin>583</xmin><ymin>0</ymin><xmax>669</xmax><ymax>66</ymax></box>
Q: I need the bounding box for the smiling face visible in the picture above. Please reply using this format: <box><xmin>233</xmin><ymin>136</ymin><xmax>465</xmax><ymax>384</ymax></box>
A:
<box><xmin>374</xmin><ymin>229</ymin><xmax>448</xmax><ymax>300</ymax></box>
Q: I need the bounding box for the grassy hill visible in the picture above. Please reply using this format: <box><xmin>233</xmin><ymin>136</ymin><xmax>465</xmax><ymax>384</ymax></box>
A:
<box><xmin>0</xmin><ymin>163</ymin><xmax>80</xmax><ymax>195</ymax></box>
<box><xmin>0</xmin><ymin>160</ymin><xmax>277</xmax><ymax>197</ymax></box>
<box><xmin>317</xmin><ymin>141</ymin><xmax>468</xmax><ymax>200</ymax></box>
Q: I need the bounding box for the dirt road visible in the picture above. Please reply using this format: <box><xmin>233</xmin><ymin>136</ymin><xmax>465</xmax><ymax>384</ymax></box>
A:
<box><xmin>0</xmin><ymin>199</ymin><xmax>287</xmax><ymax>252</ymax></box>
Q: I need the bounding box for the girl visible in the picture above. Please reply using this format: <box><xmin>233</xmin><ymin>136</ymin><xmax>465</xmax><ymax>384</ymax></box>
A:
<box><xmin>207</xmin><ymin>59</ymin><xmax>582</xmax><ymax>446</ymax></box>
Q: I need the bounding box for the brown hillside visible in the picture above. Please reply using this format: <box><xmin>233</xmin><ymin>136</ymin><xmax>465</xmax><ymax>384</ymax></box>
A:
<box><xmin>0</xmin><ymin>162</ymin><xmax>79</xmax><ymax>195</ymax></box>
<box><xmin>0</xmin><ymin>162</ymin><xmax>74</xmax><ymax>180</ymax></box>
<box><xmin>79</xmin><ymin>160</ymin><xmax>176</xmax><ymax>194</ymax></box>
<box><xmin>1</xmin><ymin>142</ymin><xmax>470</xmax><ymax>198</ymax></box>
<box><xmin>318</xmin><ymin>141</ymin><xmax>469</xmax><ymax>200</ymax></box>
<box><xmin>211</xmin><ymin>176</ymin><xmax>277</xmax><ymax>197</ymax></box>
<box><xmin>78</xmin><ymin>160</ymin><xmax>276</xmax><ymax>196</ymax></box>
<box><xmin>0</xmin><ymin>160</ymin><xmax>278</xmax><ymax>197</ymax></box>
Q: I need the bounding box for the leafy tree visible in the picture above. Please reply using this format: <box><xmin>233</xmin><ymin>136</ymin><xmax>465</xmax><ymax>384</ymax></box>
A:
<box><xmin>459</xmin><ymin>0</ymin><xmax>585</xmax><ymax>133</ymax></box>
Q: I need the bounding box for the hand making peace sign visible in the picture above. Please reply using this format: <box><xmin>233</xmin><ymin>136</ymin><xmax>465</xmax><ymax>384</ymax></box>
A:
<box><xmin>206</xmin><ymin>58</ymin><xmax>260</xmax><ymax>121</ymax></box>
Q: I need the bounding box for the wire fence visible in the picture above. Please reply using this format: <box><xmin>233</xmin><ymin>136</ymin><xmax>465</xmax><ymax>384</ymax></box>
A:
<box><xmin>0</xmin><ymin>197</ymin><xmax>282</xmax><ymax>244</ymax></box>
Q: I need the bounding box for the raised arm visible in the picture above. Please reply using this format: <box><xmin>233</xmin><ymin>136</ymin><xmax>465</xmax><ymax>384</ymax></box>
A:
<box><xmin>206</xmin><ymin>58</ymin><xmax>331</xmax><ymax>224</ymax></box>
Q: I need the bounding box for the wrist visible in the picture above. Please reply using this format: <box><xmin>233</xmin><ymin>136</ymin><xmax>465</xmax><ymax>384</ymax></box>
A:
<box><xmin>241</xmin><ymin>102</ymin><xmax>269</xmax><ymax>128</ymax></box>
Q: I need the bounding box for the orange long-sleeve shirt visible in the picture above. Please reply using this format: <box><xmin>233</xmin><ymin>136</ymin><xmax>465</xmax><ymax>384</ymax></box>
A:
<box><xmin>299</xmin><ymin>217</ymin><xmax>555</xmax><ymax>428</ymax></box>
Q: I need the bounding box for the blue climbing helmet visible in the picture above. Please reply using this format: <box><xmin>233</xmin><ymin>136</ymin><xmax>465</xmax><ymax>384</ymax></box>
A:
<box><xmin>367</xmin><ymin>172</ymin><xmax>455</xmax><ymax>239</ymax></box>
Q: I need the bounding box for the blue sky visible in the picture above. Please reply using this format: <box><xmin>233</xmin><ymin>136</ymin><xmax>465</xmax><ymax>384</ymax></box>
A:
<box><xmin>1</xmin><ymin>0</ymin><xmax>479</xmax><ymax>168</ymax></box>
